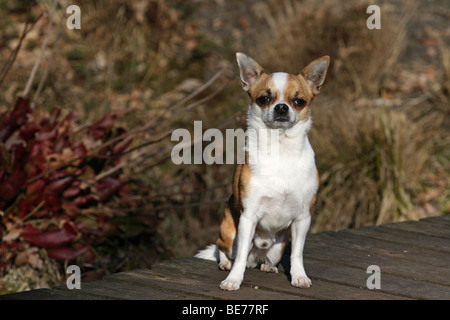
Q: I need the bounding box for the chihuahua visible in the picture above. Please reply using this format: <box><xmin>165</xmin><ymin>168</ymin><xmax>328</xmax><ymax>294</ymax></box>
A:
<box><xmin>195</xmin><ymin>52</ymin><xmax>330</xmax><ymax>291</ymax></box>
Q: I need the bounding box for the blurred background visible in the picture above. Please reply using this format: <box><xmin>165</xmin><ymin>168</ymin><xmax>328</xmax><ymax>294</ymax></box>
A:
<box><xmin>0</xmin><ymin>0</ymin><xmax>448</xmax><ymax>294</ymax></box>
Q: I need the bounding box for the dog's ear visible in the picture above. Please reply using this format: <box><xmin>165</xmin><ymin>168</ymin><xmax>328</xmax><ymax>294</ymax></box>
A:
<box><xmin>236</xmin><ymin>52</ymin><xmax>264</xmax><ymax>92</ymax></box>
<box><xmin>301</xmin><ymin>56</ymin><xmax>330</xmax><ymax>95</ymax></box>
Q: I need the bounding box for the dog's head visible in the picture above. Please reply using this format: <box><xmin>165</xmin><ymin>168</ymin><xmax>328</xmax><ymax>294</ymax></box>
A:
<box><xmin>236</xmin><ymin>53</ymin><xmax>329</xmax><ymax>129</ymax></box>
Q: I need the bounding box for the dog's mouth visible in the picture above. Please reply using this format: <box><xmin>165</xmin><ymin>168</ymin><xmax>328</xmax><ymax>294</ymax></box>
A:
<box><xmin>265</xmin><ymin>119</ymin><xmax>296</xmax><ymax>129</ymax></box>
<box><xmin>273</xmin><ymin>116</ymin><xmax>289</xmax><ymax>122</ymax></box>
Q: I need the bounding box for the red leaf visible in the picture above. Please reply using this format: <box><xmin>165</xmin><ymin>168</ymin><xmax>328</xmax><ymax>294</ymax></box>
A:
<box><xmin>46</xmin><ymin>247</ymin><xmax>78</xmax><ymax>261</ymax></box>
<box><xmin>47</xmin><ymin>245</ymin><xmax>94</xmax><ymax>263</ymax></box>
<box><xmin>74</xmin><ymin>194</ymin><xmax>95</xmax><ymax>208</ymax></box>
<box><xmin>62</xmin><ymin>180</ymin><xmax>81</xmax><ymax>198</ymax></box>
<box><xmin>74</xmin><ymin>243</ymin><xmax>95</xmax><ymax>264</ymax></box>
<box><xmin>0</xmin><ymin>124</ymin><xmax>15</xmax><ymax>142</ymax></box>
<box><xmin>22</xmin><ymin>224</ymin><xmax>42</xmax><ymax>236</ymax></box>
<box><xmin>11</xmin><ymin>97</ymin><xmax>31</xmax><ymax>125</ymax></box>
<box><xmin>97</xmin><ymin>177</ymin><xmax>122</xmax><ymax>203</ymax></box>
<box><xmin>0</xmin><ymin>167</ymin><xmax>26</xmax><ymax>202</ymax></box>
<box><xmin>63</xmin><ymin>185</ymin><xmax>80</xmax><ymax>198</ymax></box>
<box><xmin>34</xmin><ymin>208</ymin><xmax>51</xmax><ymax>218</ymax></box>
<box><xmin>23</xmin><ymin>222</ymin><xmax>78</xmax><ymax>248</ymax></box>
<box><xmin>89</xmin><ymin>113</ymin><xmax>116</xmax><ymax>139</ymax></box>
<box><xmin>18</xmin><ymin>199</ymin><xmax>34</xmax><ymax>218</ymax></box>
<box><xmin>49</xmin><ymin>170</ymin><xmax>70</xmax><ymax>180</ymax></box>
<box><xmin>19</xmin><ymin>123</ymin><xmax>39</xmax><ymax>140</ymax></box>
<box><xmin>62</xmin><ymin>201</ymin><xmax>80</xmax><ymax>218</ymax></box>
<box><xmin>0</xmin><ymin>167</ymin><xmax>5</xmax><ymax>181</ymax></box>
<box><xmin>29</xmin><ymin>141</ymin><xmax>50</xmax><ymax>159</ymax></box>
<box><xmin>9</xmin><ymin>240</ymin><xmax>19</xmax><ymax>250</ymax></box>
<box><xmin>13</xmin><ymin>143</ymin><xmax>28</xmax><ymax>164</ymax></box>
<box><xmin>26</xmin><ymin>179</ymin><xmax>46</xmax><ymax>197</ymax></box>
<box><xmin>35</xmin><ymin>130</ymin><xmax>57</xmax><ymax>142</ymax></box>
<box><xmin>0</xmin><ymin>97</ymin><xmax>31</xmax><ymax>142</ymax></box>
<box><xmin>35</xmin><ymin>193</ymin><xmax>61</xmax><ymax>212</ymax></box>
<box><xmin>45</xmin><ymin>176</ymin><xmax>75</xmax><ymax>194</ymax></box>
<box><xmin>73</xmin><ymin>143</ymin><xmax>87</xmax><ymax>157</ymax></box>
<box><xmin>0</xmin><ymin>181</ymin><xmax>20</xmax><ymax>203</ymax></box>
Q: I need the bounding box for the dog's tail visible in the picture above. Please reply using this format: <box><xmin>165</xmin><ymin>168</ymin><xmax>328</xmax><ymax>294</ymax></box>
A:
<box><xmin>194</xmin><ymin>244</ymin><xmax>219</xmax><ymax>262</ymax></box>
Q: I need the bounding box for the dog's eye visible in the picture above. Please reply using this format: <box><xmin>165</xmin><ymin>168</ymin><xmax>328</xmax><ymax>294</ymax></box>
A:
<box><xmin>293</xmin><ymin>98</ymin><xmax>306</xmax><ymax>108</ymax></box>
<box><xmin>256</xmin><ymin>96</ymin><xmax>271</xmax><ymax>106</ymax></box>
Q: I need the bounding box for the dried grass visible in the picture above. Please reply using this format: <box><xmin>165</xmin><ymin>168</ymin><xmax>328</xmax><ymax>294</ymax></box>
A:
<box><xmin>310</xmin><ymin>98</ymin><xmax>446</xmax><ymax>230</ymax></box>
<box><xmin>250</xmin><ymin>0</ymin><xmax>449</xmax><ymax>231</ymax></box>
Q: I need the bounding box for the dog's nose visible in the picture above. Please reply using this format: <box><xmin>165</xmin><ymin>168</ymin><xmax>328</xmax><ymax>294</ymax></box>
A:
<box><xmin>274</xmin><ymin>103</ymin><xmax>289</xmax><ymax>115</ymax></box>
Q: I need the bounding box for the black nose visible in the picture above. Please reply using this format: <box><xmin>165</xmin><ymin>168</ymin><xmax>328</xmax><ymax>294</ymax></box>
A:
<box><xmin>274</xmin><ymin>103</ymin><xmax>289</xmax><ymax>115</ymax></box>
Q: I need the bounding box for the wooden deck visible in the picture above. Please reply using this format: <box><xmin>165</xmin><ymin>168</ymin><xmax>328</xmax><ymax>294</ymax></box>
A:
<box><xmin>1</xmin><ymin>215</ymin><xmax>449</xmax><ymax>300</ymax></box>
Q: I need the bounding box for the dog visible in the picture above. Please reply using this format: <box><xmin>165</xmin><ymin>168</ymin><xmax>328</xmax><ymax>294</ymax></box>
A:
<box><xmin>195</xmin><ymin>52</ymin><xmax>330</xmax><ymax>291</ymax></box>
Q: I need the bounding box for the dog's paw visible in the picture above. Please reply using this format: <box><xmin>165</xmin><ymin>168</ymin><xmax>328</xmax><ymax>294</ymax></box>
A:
<box><xmin>291</xmin><ymin>275</ymin><xmax>312</xmax><ymax>288</ymax></box>
<box><xmin>218</xmin><ymin>260</ymin><xmax>232</xmax><ymax>271</ymax></box>
<box><xmin>220</xmin><ymin>278</ymin><xmax>241</xmax><ymax>291</ymax></box>
<box><xmin>260</xmin><ymin>264</ymin><xmax>278</xmax><ymax>273</ymax></box>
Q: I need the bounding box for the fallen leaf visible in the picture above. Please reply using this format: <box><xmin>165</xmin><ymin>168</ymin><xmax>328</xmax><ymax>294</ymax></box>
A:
<box><xmin>45</xmin><ymin>176</ymin><xmax>75</xmax><ymax>194</ymax></box>
<box><xmin>97</xmin><ymin>177</ymin><xmax>122</xmax><ymax>203</ymax></box>
<box><xmin>47</xmin><ymin>245</ymin><xmax>93</xmax><ymax>263</ymax></box>
<box><xmin>23</xmin><ymin>222</ymin><xmax>78</xmax><ymax>248</ymax></box>
<box><xmin>46</xmin><ymin>247</ymin><xmax>79</xmax><ymax>261</ymax></box>
<box><xmin>2</xmin><ymin>228</ymin><xmax>22</xmax><ymax>242</ymax></box>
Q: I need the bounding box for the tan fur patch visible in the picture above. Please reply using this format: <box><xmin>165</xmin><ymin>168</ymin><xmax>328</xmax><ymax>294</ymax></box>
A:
<box><xmin>309</xmin><ymin>170</ymin><xmax>320</xmax><ymax>211</ymax></box>
<box><xmin>217</xmin><ymin>152</ymin><xmax>251</xmax><ymax>254</ymax></box>
<box><xmin>248</xmin><ymin>73</ymin><xmax>276</xmax><ymax>109</ymax></box>
<box><xmin>216</xmin><ymin>197</ymin><xmax>239</xmax><ymax>254</ymax></box>
<box><xmin>284</xmin><ymin>74</ymin><xmax>314</xmax><ymax>122</ymax></box>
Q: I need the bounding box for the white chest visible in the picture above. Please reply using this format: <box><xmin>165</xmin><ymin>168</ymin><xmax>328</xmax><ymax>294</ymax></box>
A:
<box><xmin>243</xmin><ymin>128</ymin><xmax>318</xmax><ymax>233</ymax></box>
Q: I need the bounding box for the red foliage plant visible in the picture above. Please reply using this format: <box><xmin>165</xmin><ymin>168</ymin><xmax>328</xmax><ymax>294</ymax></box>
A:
<box><xmin>0</xmin><ymin>97</ymin><xmax>157</xmax><ymax>275</ymax></box>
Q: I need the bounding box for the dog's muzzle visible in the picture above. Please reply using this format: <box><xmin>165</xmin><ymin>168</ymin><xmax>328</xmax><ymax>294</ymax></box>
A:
<box><xmin>274</xmin><ymin>103</ymin><xmax>289</xmax><ymax>122</ymax></box>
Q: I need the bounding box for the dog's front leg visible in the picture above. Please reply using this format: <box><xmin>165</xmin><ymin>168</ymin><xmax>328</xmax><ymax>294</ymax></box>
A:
<box><xmin>220</xmin><ymin>214</ymin><xmax>256</xmax><ymax>291</ymax></box>
<box><xmin>290</xmin><ymin>214</ymin><xmax>312</xmax><ymax>288</ymax></box>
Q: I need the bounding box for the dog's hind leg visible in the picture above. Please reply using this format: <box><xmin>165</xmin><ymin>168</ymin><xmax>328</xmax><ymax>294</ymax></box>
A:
<box><xmin>218</xmin><ymin>250</ymin><xmax>232</xmax><ymax>271</ymax></box>
<box><xmin>259</xmin><ymin>230</ymin><xmax>288</xmax><ymax>273</ymax></box>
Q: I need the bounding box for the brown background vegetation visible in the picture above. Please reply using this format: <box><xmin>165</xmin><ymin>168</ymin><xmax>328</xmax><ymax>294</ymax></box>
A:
<box><xmin>0</xmin><ymin>0</ymin><xmax>448</xmax><ymax>293</ymax></box>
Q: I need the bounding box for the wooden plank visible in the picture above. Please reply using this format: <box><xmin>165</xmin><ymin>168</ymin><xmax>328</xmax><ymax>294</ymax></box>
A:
<box><xmin>105</xmin><ymin>268</ymin><xmax>305</xmax><ymax>300</ymax></box>
<box><xmin>2</xmin><ymin>217</ymin><xmax>449</xmax><ymax>300</ymax></box>
<box><xmin>149</xmin><ymin>259</ymin><xmax>310</xmax><ymax>300</ymax></box>
<box><xmin>284</xmin><ymin>236</ymin><xmax>450</xmax><ymax>300</ymax></box>
<box><xmin>302</xmin><ymin>259</ymin><xmax>450</xmax><ymax>300</ymax></box>
<box><xmin>156</xmin><ymin>257</ymin><xmax>407</xmax><ymax>300</ymax></box>
<box><xmin>346</xmin><ymin>225</ymin><xmax>450</xmax><ymax>253</ymax></box>
<box><xmin>0</xmin><ymin>288</ymin><xmax>100</xmax><ymax>300</ymax></box>
<box><xmin>309</xmin><ymin>229</ymin><xmax>450</xmax><ymax>267</ymax></box>
<box><xmin>54</xmin><ymin>279</ymin><xmax>200</xmax><ymax>300</ymax></box>
<box><xmin>300</xmin><ymin>235</ymin><xmax>450</xmax><ymax>286</ymax></box>
<box><xmin>382</xmin><ymin>220</ymin><xmax>450</xmax><ymax>239</ymax></box>
<box><xmin>419</xmin><ymin>215</ymin><xmax>450</xmax><ymax>226</ymax></box>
